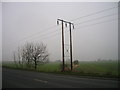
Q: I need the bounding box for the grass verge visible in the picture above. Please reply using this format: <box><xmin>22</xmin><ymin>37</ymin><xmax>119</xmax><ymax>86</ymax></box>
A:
<box><xmin>2</xmin><ymin>60</ymin><xmax>119</xmax><ymax>79</ymax></box>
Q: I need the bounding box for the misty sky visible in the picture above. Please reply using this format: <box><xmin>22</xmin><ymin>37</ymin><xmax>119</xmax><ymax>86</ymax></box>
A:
<box><xmin>0</xmin><ymin>3</ymin><xmax>2</xmax><ymax>62</ymax></box>
<box><xmin>2</xmin><ymin>2</ymin><xmax>118</xmax><ymax>62</ymax></box>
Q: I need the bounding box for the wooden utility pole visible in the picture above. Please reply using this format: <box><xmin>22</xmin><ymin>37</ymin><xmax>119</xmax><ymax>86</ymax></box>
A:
<box><xmin>57</xmin><ymin>19</ymin><xmax>65</xmax><ymax>71</ymax></box>
<box><xmin>57</xmin><ymin>19</ymin><xmax>74</xmax><ymax>71</ymax></box>
<box><xmin>69</xmin><ymin>22</ymin><xmax>74</xmax><ymax>71</ymax></box>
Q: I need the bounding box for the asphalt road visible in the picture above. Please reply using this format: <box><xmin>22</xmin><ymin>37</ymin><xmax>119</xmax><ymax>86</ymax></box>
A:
<box><xmin>2</xmin><ymin>68</ymin><xmax>118</xmax><ymax>88</ymax></box>
<box><xmin>0</xmin><ymin>67</ymin><xmax>2</xmax><ymax>89</ymax></box>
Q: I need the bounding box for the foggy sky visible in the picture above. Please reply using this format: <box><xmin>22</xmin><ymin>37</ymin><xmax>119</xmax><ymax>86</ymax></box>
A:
<box><xmin>0</xmin><ymin>2</ymin><xmax>2</xmax><ymax>62</ymax></box>
<box><xmin>2</xmin><ymin>2</ymin><xmax>118</xmax><ymax>61</ymax></box>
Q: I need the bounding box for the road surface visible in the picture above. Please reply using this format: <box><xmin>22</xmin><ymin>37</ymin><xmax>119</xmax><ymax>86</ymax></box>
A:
<box><xmin>2</xmin><ymin>68</ymin><xmax>118</xmax><ymax>88</ymax></box>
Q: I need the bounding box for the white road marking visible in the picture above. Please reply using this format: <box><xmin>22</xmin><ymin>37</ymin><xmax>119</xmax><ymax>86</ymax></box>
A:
<box><xmin>34</xmin><ymin>79</ymin><xmax>48</xmax><ymax>83</ymax></box>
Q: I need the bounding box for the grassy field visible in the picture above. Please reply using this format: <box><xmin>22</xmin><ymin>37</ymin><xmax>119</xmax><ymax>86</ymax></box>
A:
<box><xmin>2</xmin><ymin>60</ymin><xmax>119</xmax><ymax>78</ymax></box>
<box><xmin>74</xmin><ymin>61</ymin><xmax>119</xmax><ymax>77</ymax></box>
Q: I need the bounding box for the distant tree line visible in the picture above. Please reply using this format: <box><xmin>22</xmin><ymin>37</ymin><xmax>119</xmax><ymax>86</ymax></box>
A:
<box><xmin>13</xmin><ymin>42</ymin><xmax>49</xmax><ymax>70</ymax></box>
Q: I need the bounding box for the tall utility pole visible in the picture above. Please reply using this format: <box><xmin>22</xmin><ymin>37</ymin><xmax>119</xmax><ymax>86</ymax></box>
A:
<box><xmin>69</xmin><ymin>22</ymin><xmax>74</xmax><ymax>71</ymax></box>
<box><xmin>57</xmin><ymin>19</ymin><xmax>74</xmax><ymax>71</ymax></box>
<box><xmin>57</xmin><ymin>19</ymin><xmax>65</xmax><ymax>71</ymax></box>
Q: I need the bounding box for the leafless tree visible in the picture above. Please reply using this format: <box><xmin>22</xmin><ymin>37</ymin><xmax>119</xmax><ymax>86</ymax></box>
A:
<box><xmin>31</xmin><ymin>43</ymin><xmax>49</xmax><ymax>69</ymax></box>
<box><xmin>20</xmin><ymin>43</ymin><xmax>34</xmax><ymax>68</ymax></box>
<box><xmin>13</xmin><ymin>48</ymin><xmax>23</xmax><ymax>68</ymax></box>
<box><xmin>14</xmin><ymin>42</ymin><xmax>49</xmax><ymax>69</ymax></box>
<box><xmin>13</xmin><ymin>52</ymin><xmax>18</xmax><ymax>68</ymax></box>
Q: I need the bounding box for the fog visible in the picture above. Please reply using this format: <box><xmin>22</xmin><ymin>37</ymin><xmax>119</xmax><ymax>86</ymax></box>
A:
<box><xmin>0</xmin><ymin>2</ymin><xmax>2</xmax><ymax>62</ymax></box>
<box><xmin>2</xmin><ymin>2</ymin><xmax>118</xmax><ymax>62</ymax></box>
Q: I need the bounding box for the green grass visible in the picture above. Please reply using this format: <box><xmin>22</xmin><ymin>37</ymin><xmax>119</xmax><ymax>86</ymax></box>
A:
<box><xmin>37</xmin><ymin>62</ymin><xmax>60</xmax><ymax>72</ymax></box>
<box><xmin>74</xmin><ymin>60</ymin><xmax>118</xmax><ymax>77</ymax></box>
<box><xmin>2</xmin><ymin>60</ymin><xmax>119</xmax><ymax>78</ymax></box>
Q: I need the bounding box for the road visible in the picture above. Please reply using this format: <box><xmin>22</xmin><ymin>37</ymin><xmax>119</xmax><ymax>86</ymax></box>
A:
<box><xmin>0</xmin><ymin>67</ymin><xmax>2</xmax><ymax>89</ymax></box>
<box><xmin>2</xmin><ymin>68</ymin><xmax>118</xmax><ymax>88</ymax></box>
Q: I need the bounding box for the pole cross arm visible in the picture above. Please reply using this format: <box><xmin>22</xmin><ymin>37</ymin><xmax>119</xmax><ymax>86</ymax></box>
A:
<box><xmin>57</xmin><ymin>19</ymin><xmax>74</xmax><ymax>29</ymax></box>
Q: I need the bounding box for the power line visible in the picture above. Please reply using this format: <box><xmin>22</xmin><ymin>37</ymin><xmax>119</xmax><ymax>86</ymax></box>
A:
<box><xmin>75</xmin><ymin>13</ymin><xmax>118</xmax><ymax>26</ymax></box>
<box><xmin>13</xmin><ymin>29</ymin><xmax>61</xmax><ymax>46</ymax></box>
<box><xmin>9</xmin><ymin>6</ymin><xmax>118</xmax><ymax>47</ymax></box>
<box><xmin>33</xmin><ymin>18</ymin><xmax>118</xmax><ymax>42</ymax></box>
<box><xmin>17</xmin><ymin>6</ymin><xmax>118</xmax><ymax>44</ymax></box>
<box><xmin>8</xmin><ymin>24</ymin><xmax>69</xmax><ymax>47</ymax></box>
<box><xmin>19</xmin><ymin>26</ymin><xmax>69</xmax><ymax>44</ymax></box>
<box><xmin>21</xmin><ymin>13</ymin><xmax>117</xmax><ymax>44</ymax></box>
<box><xmin>74</xmin><ymin>18</ymin><xmax>118</xmax><ymax>30</ymax></box>
<box><xmin>27</xmin><ymin>30</ymin><xmax>61</xmax><ymax>42</ymax></box>
<box><xmin>9</xmin><ymin>26</ymin><xmax>59</xmax><ymax>46</ymax></box>
<box><xmin>8</xmin><ymin>17</ymin><xmax>118</xmax><ymax>51</ymax></box>
<box><xmin>8</xmin><ymin>29</ymin><xmax>61</xmax><ymax>50</ymax></box>
<box><xmin>20</xmin><ymin>29</ymin><xmax>60</xmax><ymax>42</ymax></box>
<box><xmin>25</xmin><ymin>6</ymin><xmax>118</xmax><ymax>41</ymax></box>
<box><xmin>14</xmin><ymin>17</ymin><xmax>118</xmax><ymax>46</ymax></box>
<box><xmin>18</xmin><ymin>6</ymin><xmax>118</xmax><ymax>42</ymax></box>
<box><xmin>71</xmin><ymin>6</ymin><xmax>118</xmax><ymax>22</ymax></box>
<box><xmin>38</xmin><ymin>13</ymin><xmax>118</xmax><ymax>40</ymax></box>
<box><xmin>17</xmin><ymin>25</ymin><xmax>58</xmax><ymax>42</ymax></box>
<box><xmin>18</xmin><ymin>24</ymin><xmax>65</xmax><ymax>43</ymax></box>
<box><xmin>15</xmin><ymin>16</ymin><xmax>118</xmax><ymax>46</ymax></box>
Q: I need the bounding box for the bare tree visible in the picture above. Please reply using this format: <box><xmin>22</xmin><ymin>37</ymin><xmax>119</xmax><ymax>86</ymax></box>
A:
<box><xmin>20</xmin><ymin>43</ymin><xmax>34</xmax><ymax>68</ymax></box>
<box><xmin>13</xmin><ymin>48</ymin><xmax>23</xmax><ymax>68</ymax></box>
<box><xmin>13</xmin><ymin>52</ymin><xmax>18</xmax><ymax>68</ymax></box>
<box><xmin>31</xmin><ymin>43</ymin><xmax>49</xmax><ymax>69</ymax></box>
<box><xmin>14</xmin><ymin>42</ymin><xmax>49</xmax><ymax>70</ymax></box>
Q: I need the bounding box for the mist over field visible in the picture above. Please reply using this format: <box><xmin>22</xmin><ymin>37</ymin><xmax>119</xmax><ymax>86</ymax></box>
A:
<box><xmin>1</xmin><ymin>1</ymin><xmax>119</xmax><ymax>89</ymax></box>
<box><xmin>2</xmin><ymin>2</ymin><xmax>118</xmax><ymax>62</ymax></box>
<box><xmin>0</xmin><ymin>2</ymin><xmax>2</xmax><ymax>89</ymax></box>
